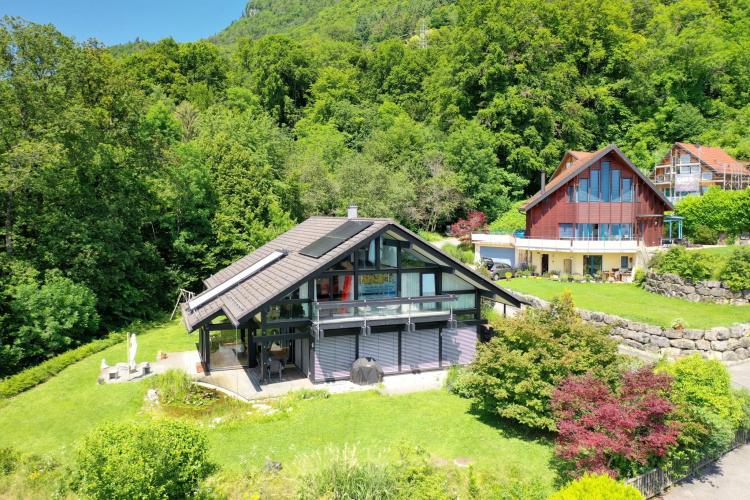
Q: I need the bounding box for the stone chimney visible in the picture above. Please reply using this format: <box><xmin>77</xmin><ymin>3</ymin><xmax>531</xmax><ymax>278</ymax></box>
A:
<box><xmin>347</xmin><ymin>205</ymin><xmax>358</xmax><ymax>219</ymax></box>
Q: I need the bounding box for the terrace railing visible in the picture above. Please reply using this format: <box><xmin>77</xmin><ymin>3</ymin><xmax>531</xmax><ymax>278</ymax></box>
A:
<box><xmin>312</xmin><ymin>294</ymin><xmax>458</xmax><ymax>338</ymax></box>
<box><xmin>625</xmin><ymin>428</ymin><xmax>750</xmax><ymax>498</ymax></box>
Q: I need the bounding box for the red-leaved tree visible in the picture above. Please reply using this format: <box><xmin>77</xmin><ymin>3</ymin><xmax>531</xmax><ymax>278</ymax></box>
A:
<box><xmin>551</xmin><ymin>368</ymin><xmax>680</xmax><ymax>479</ymax></box>
<box><xmin>450</xmin><ymin>211</ymin><xmax>487</xmax><ymax>244</ymax></box>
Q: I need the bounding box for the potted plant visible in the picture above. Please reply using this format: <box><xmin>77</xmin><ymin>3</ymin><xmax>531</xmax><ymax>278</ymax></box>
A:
<box><xmin>584</xmin><ymin>274</ymin><xmax>593</xmax><ymax>283</ymax></box>
<box><xmin>505</xmin><ymin>271</ymin><xmax>513</xmax><ymax>281</ymax></box>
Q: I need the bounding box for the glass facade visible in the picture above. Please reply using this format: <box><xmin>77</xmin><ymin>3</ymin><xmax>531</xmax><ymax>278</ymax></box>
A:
<box><xmin>600</xmin><ymin>161</ymin><xmax>611</xmax><ymax>202</ymax></box>
<box><xmin>622</xmin><ymin>178</ymin><xmax>633</xmax><ymax>201</ymax></box>
<box><xmin>590</xmin><ymin>169</ymin><xmax>600</xmax><ymax>202</ymax></box>
<box><xmin>574</xmin><ymin>223</ymin><xmax>633</xmax><ymax>240</ymax></box>
<box><xmin>570</xmin><ymin>162</ymin><xmax>634</xmax><ymax>204</ymax></box>
<box><xmin>578</xmin><ymin>178</ymin><xmax>589</xmax><ymax>202</ymax></box>
<box><xmin>559</xmin><ymin>223</ymin><xmax>574</xmax><ymax>239</ymax></box>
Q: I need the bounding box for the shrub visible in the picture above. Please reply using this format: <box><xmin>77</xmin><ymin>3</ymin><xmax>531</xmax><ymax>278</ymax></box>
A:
<box><xmin>550</xmin><ymin>474</ymin><xmax>643</xmax><ymax>500</ymax></box>
<box><xmin>657</xmin><ymin>355</ymin><xmax>746</xmax><ymax>469</ymax></box>
<box><xmin>0</xmin><ymin>447</ymin><xmax>20</xmax><ymax>476</ymax></box>
<box><xmin>442</xmin><ymin>243</ymin><xmax>475</xmax><ymax>264</ymax></box>
<box><xmin>417</xmin><ymin>230</ymin><xmax>443</xmax><ymax>242</ymax></box>
<box><xmin>459</xmin><ymin>291</ymin><xmax>624</xmax><ymax>431</ymax></box>
<box><xmin>719</xmin><ymin>247</ymin><xmax>750</xmax><ymax>292</ymax></box>
<box><xmin>657</xmin><ymin>355</ymin><xmax>744</xmax><ymax>429</ymax></box>
<box><xmin>450</xmin><ymin>211</ymin><xmax>486</xmax><ymax>244</ymax></box>
<box><xmin>651</xmin><ymin>246</ymin><xmax>712</xmax><ymax>282</ymax></box>
<box><xmin>633</xmin><ymin>268</ymin><xmax>646</xmax><ymax>287</ymax></box>
<box><xmin>75</xmin><ymin>420</ymin><xmax>213</xmax><ymax>499</ymax></box>
<box><xmin>0</xmin><ymin>331</ymin><xmax>126</xmax><ymax>399</ymax></box>
<box><xmin>552</xmin><ymin>369</ymin><xmax>679</xmax><ymax>478</ymax></box>
<box><xmin>692</xmin><ymin>225</ymin><xmax>719</xmax><ymax>245</ymax></box>
<box><xmin>674</xmin><ymin>187</ymin><xmax>750</xmax><ymax>239</ymax></box>
<box><xmin>488</xmin><ymin>200</ymin><xmax>526</xmax><ymax>234</ymax></box>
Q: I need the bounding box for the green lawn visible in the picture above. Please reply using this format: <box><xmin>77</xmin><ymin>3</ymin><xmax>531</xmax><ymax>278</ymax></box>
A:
<box><xmin>0</xmin><ymin>319</ymin><xmax>556</xmax><ymax>493</ymax></box>
<box><xmin>502</xmin><ymin>279</ymin><xmax>750</xmax><ymax>329</ymax></box>
<box><xmin>0</xmin><ymin>320</ymin><xmax>196</xmax><ymax>456</ymax></box>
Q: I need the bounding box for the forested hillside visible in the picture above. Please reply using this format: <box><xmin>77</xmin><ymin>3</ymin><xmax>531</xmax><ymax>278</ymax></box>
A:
<box><xmin>2</xmin><ymin>0</ymin><xmax>750</xmax><ymax>375</ymax></box>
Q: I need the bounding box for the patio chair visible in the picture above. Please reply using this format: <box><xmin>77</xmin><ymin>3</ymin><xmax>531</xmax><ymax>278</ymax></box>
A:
<box><xmin>267</xmin><ymin>357</ymin><xmax>284</xmax><ymax>381</ymax></box>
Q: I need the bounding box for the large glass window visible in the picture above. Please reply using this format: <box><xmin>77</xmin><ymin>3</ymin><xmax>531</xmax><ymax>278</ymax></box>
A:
<box><xmin>559</xmin><ymin>223</ymin><xmax>574</xmax><ymax>239</ymax></box>
<box><xmin>400</xmin><ymin>248</ymin><xmax>439</xmax><ymax>268</ymax></box>
<box><xmin>611</xmin><ymin>169</ymin><xmax>621</xmax><ymax>202</ymax></box>
<box><xmin>209</xmin><ymin>329</ymin><xmax>248</xmax><ymax>369</ymax></box>
<box><xmin>567</xmin><ymin>185</ymin><xmax>574</xmax><ymax>202</ymax></box>
<box><xmin>283</xmin><ymin>284</ymin><xmax>309</xmax><ymax>300</ymax></box>
<box><xmin>600</xmin><ymin>224</ymin><xmax>610</xmax><ymax>240</ymax></box>
<box><xmin>358</xmin><ymin>273</ymin><xmax>397</xmax><ymax>300</ymax></box>
<box><xmin>590</xmin><ymin>170</ymin><xmax>600</xmax><ymax>202</ymax></box>
<box><xmin>622</xmin><ymin>178</ymin><xmax>633</xmax><ymax>202</ymax></box>
<box><xmin>576</xmin><ymin>223</ymin><xmax>594</xmax><ymax>240</ymax></box>
<box><xmin>578</xmin><ymin>178</ymin><xmax>589</xmax><ymax>202</ymax></box>
<box><xmin>379</xmin><ymin>238</ymin><xmax>398</xmax><ymax>268</ymax></box>
<box><xmin>315</xmin><ymin>275</ymin><xmax>354</xmax><ymax>302</ymax></box>
<box><xmin>357</xmin><ymin>240</ymin><xmax>377</xmax><ymax>269</ymax></box>
<box><xmin>452</xmin><ymin>293</ymin><xmax>476</xmax><ymax>310</ymax></box>
<box><xmin>583</xmin><ymin>255</ymin><xmax>603</xmax><ymax>276</ymax></box>
<box><xmin>267</xmin><ymin>302</ymin><xmax>310</xmax><ymax>321</ymax></box>
<box><xmin>442</xmin><ymin>273</ymin><xmax>474</xmax><ymax>291</ymax></box>
<box><xmin>327</xmin><ymin>254</ymin><xmax>354</xmax><ymax>272</ymax></box>
<box><xmin>401</xmin><ymin>273</ymin><xmax>420</xmax><ymax>298</ymax></box>
<box><xmin>601</xmin><ymin>162</ymin><xmax>611</xmax><ymax>202</ymax></box>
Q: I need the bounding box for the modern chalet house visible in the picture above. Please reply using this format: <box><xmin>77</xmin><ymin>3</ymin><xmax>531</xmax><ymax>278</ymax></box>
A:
<box><xmin>473</xmin><ymin>144</ymin><xmax>673</xmax><ymax>279</ymax></box>
<box><xmin>650</xmin><ymin>142</ymin><xmax>750</xmax><ymax>204</ymax></box>
<box><xmin>182</xmin><ymin>208</ymin><xmax>521</xmax><ymax>383</ymax></box>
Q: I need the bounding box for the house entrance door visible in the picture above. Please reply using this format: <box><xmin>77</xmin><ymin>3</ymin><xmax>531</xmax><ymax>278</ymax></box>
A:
<box><xmin>541</xmin><ymin>254</ymin><xmax>549</xmax><ymax>274</ymax></box>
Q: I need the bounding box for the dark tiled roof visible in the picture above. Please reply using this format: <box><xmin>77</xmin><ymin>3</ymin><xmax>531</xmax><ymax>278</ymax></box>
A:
<box><xmin>182</xmin><ymin>217</ymin><xmax>521</xmax><ymax>332</ymax></box>
<box><xmin>182</xmin><ymin>217</ymin><xmax>388</xmax><ymax>331</ymax></box>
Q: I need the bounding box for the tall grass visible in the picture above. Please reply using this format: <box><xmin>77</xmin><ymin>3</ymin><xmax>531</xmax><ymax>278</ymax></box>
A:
<box><xmin>298</xmin><ymin>447</ymin><xmax>397</xmax><ymax>500</ymax></box>
<box><xmin>442</xmin><ymin>243</ymin><xmax>476</xmax><ymax>264</ymax></box>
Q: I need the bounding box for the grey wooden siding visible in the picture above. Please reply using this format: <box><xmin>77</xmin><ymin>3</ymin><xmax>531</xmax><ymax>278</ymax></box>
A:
<box><xmin>442</xmin><ymin>324</ymin><xmax>477</xmax><ymax>366</ymax></box>
<box><xmin>314</xmin><ymin>335</ymin><xmax>356</xmax><ymax>381</ymax></box>
<box><xmin>359</xmin><ymin>331</ymin><xmax>399</xmax><ymax>374</ymax></box>
<box><xmin>401</xmin><ymin>328</ymin><xmax>440</xmax><ymax>371</ymax></box>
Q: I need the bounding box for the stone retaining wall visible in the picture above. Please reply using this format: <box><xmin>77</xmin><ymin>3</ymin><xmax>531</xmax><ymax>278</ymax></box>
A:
<box><xmin>644</xmin><ymin>271</ymin><xmax>750</xmax><ymax>305</ymax></box>
<box><xmin>516</xmin><ymin>293</ymin><xmax>750</xmax><ymax>362</ymax></box>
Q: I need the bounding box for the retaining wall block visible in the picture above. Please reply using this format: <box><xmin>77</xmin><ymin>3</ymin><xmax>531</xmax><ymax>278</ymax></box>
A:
<box><xmin>711</xmin><ymin>340</ymin><xmax>729</xmax><ymax>352</ymax></box>
<box><xmin>670</xmin><ymin>339</ymin><xmax>695</xmax><ymax>350</ymax></box>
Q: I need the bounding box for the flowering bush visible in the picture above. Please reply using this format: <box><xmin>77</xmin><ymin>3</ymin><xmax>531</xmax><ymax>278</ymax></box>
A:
<box><xmin>552</xmin><ymin>368</ymin><xmax>679</xmax><ymax>478</ymax></box>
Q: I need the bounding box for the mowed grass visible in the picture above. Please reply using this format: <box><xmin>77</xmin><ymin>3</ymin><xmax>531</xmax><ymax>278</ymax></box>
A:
<box><xmin>208</xmin><ymin>390</ymin><xmax>554</xmax><ymax>485</ymax></box>
<box><xmin>0</xmin><ymin>320</ymin><xmax>556</xmax><ymax>492</ymax></box>
<box><xmin>0</xmin><ymin>320</ymin><xmax>196</xmax><ymax>457</ymax></box>
<box><xmin>502</xmin><ymin>279</ymin><xmax>750</xmax><ymax>329</ymax></box>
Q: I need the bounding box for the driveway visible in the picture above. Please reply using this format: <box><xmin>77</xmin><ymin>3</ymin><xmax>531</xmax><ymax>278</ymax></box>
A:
<box><xmin>662</xmin><ymin>362</ymin><xmax>750</xmax><ymax>499</ymax></box>
<box><xmin>662</xmin><ymin>445</ymin><xmax>750</xmax><ymax>499</ymax></box>
<box><xmin>729</xmin><ymin>361</ymin><xmax>750</xmax><ymax>390</ymax></box>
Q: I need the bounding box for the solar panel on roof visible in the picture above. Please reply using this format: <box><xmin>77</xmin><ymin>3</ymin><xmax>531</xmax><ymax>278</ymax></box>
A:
<box><xmin>299</xmin><ymin>220</ymin><xmax>374</xmax><ymax>258</ymax></box>
<box><xmin>187</xmin><ymin>250</ymin><xmax>286</xmax><ymax>311</ymax></box>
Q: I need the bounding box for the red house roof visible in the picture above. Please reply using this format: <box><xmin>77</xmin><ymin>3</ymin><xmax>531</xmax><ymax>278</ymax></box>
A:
<box><xmin>521</xmin><ymin>144</ymin><xmax>673</xmax><ymax>212</ymax></box>
<box><xmin>675</xmin><ymin>143</ymin><xmax>750</xmax><ymax>176</ymax></box>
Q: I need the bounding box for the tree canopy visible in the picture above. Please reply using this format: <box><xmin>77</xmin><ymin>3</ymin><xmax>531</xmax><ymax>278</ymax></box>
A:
<box><xmin>3</xmin><ymin>0</ymin><xmax>750</xmax><ymax>374</ymax></box>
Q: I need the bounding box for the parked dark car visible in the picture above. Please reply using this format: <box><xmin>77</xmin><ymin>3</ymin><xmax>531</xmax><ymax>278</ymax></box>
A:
<box><xmin>482</xmin><ymin>257</ymin><xmax>518</xmax><ymax>280</ymax></box>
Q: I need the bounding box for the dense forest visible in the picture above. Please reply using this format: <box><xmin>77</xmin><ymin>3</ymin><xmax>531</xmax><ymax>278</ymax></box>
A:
<box><xmin>2</xmin><ymin>0</ymin><xmax>750</xmax><ymax>375</ymax></box>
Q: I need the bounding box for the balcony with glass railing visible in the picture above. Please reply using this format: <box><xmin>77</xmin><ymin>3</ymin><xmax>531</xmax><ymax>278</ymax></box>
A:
<box><xmin>311</xmin><ymin>295</ymin><xmax>459</xmax><ymax>336</ymax></box>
